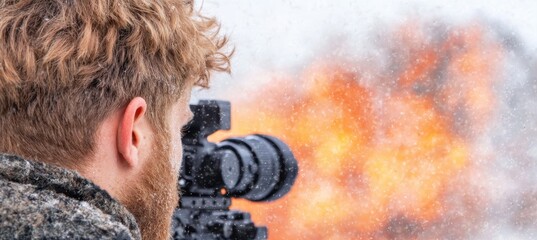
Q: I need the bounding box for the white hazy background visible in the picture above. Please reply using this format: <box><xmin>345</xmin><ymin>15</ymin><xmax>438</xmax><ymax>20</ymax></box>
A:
<box><xmin>194</xmin><ymin>0</ymin><xmax>537</xmax><ymax>100</ymax></box>
<box><xmin>192</xmin><ymin>1</ymin><xmax>537</xmax><ymax>239</ymax></box>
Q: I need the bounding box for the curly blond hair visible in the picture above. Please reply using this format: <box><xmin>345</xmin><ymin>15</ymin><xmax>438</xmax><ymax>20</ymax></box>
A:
<box><xmin>0</xmin><ymin>0</ymin><xmax>230</xmax><ymax>167</ymax></box>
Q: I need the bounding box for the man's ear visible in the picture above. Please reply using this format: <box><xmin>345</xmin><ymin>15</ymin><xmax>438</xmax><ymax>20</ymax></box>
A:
<box><xmin>117</xmin><ymin>97</ymin><xmax>148</xmax><ymax>169</ymax></box>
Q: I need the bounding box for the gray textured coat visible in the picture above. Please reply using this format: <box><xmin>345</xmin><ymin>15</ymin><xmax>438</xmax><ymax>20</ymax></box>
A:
<box><xmin>0</xmin><ymin>154</ymin><xmax>142</xmax><ymax>239</ymax></box>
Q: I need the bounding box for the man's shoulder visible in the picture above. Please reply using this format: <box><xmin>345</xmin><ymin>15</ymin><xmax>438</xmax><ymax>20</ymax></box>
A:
<box><xmin>0</xmin><ymin>178</ymin><xmax>134</xmax><ymax>239</ymax></box>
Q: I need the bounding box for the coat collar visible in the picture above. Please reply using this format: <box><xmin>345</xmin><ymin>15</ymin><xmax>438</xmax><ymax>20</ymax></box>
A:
<box><xmin>0</xmin><ymin>153</ymin><xmax>141</xmax><ymax>239</ymax></box>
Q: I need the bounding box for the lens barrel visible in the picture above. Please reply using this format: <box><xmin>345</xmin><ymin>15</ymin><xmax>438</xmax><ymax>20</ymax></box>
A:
<box><xmin>213</xmin><ymin>134</ymin><xmax>298</xmax><ymax>202</ymax></box>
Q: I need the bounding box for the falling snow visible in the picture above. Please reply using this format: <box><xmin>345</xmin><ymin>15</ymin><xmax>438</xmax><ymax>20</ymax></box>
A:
<box><xmin>193</xmin><ymin>1</ymin><xmax>537</xmax><ymax>239</ymax></box>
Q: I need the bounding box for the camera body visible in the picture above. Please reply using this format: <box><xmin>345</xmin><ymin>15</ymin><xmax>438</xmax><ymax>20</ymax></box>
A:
<box><xmin>172</xmin><ymin>100</ymin><xmax>298</xmax><ymax>240</ymax></box>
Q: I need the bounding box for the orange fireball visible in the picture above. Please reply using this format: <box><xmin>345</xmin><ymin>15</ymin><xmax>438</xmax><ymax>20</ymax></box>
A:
<box><xmin>211</xmin><ymin>20</ymin><xmax>505</xmax><ymax>239</ymax></box>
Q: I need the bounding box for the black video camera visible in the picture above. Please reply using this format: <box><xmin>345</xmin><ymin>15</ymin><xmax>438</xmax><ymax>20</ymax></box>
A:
<box><xmin>171</xmin><ymin>100</ymin><xmax>299</xmax><ymax>240</ymax></box>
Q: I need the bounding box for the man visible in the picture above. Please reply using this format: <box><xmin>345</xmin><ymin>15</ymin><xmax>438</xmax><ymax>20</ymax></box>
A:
<box><xmin>0</xmin><ymin>0</ymin><xmax>230</xmax><ymax>239</ymax></box>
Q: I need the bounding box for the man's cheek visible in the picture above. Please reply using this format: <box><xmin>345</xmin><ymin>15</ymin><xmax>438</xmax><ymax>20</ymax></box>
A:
<box><xmin>170</xmin><ymin>136</ymin><xmax>183</xmax><ymax>173</ymax></box>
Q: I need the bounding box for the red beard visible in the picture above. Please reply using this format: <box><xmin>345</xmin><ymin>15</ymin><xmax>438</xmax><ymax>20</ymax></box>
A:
<box><xmin>120</xmin><ymin>134</ymin><xmax>179</xmax><ymax>240</ymax></box>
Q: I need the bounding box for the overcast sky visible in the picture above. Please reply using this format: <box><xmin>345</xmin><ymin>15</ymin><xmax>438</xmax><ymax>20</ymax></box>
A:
<box><xmin>193</xmin><ymin>0</ymin><xmax>537</xmax><ymax>99</ymax></box>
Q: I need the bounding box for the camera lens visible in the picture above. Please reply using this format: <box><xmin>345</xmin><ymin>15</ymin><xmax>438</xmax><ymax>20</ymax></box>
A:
<box><xmin>215</xmin><ymin>134</ymin><xmax>298</xmax><ymax>201</ymax></box>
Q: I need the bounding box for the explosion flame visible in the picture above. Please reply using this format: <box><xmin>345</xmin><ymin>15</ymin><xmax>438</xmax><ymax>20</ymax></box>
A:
<box><xmin>210</xmin><ymin>19</ymin><xmax>535</xmax><ymax>239</ymax></box>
